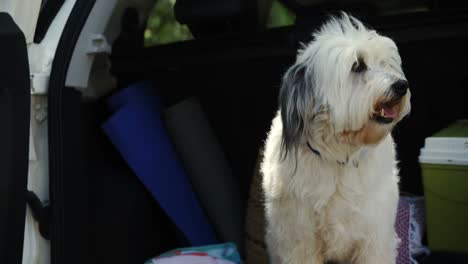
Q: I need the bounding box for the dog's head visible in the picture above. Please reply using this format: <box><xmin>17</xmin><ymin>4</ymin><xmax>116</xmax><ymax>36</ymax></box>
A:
<box><xmin>280</xmin><ymin>12</ymin><xmax>411</xmax><ymax>157</ymax></box>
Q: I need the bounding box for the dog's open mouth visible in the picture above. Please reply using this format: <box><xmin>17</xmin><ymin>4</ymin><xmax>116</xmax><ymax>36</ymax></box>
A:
<box><xmin>373</xmin><ymin>98</ymin><xmax>401</xmax><ymax>124</ymax></box>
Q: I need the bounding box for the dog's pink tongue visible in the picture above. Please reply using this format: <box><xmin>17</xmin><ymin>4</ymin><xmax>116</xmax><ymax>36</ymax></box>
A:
<box><xmin>383</xmin><ymin>105</ymin><xmax>397</xmax><ymax>118</ymax></box>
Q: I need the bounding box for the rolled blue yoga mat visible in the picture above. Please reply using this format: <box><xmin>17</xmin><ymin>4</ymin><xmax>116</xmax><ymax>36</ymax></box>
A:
<box><xmin>107</xmin><ymin>81</ymin><xmax>159</xmax><ymax>111</ymax></box>
<box><xmin>102</xmin><ymin>83</ymin><xmax>217</xmax><ymax>246</ymax></box>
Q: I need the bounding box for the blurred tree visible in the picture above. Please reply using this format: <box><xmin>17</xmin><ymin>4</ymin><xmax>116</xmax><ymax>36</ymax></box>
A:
<box><xmin>144</xmin><ymin>0</ymin><xmax>295</xmax><ymax>46</ymax></box>
<box><xmin>267</xmin><ymin>0</ymin><xmax>295</xmax><ymax>28</ymax></box>
<box><xmin>144</xmin><ymin>0</ymin><xmax>193</xmax><ymax>46</ymax></box>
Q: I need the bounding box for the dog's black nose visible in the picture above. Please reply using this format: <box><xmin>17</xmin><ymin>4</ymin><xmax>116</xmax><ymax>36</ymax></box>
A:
<box><xmin>391</xmin><ymin>80</ymin><xmax>408</xmax><ymax>97</ymax></box>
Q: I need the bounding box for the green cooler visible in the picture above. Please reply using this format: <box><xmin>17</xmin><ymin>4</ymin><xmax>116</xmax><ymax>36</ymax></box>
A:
<box><xmin>419</xmin><ymin>120</ymin><xmax>468</xmax><ymax>253</ymax></box>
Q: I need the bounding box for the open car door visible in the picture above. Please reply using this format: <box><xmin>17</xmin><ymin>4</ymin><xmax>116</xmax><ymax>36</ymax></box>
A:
<box><xmin>0</xmin><ymin>13</ymin><xmax>31</xmax><ymax>264</ymax></box>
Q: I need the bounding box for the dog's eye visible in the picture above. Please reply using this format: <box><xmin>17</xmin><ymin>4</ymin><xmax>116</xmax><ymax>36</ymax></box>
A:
<box><xmin>352</xmin><ymin>58</ymin><xmax>367</xmax><ymax>73</ymax></box>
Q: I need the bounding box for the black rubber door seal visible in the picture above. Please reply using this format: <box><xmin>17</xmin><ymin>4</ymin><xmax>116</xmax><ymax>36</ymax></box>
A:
<box><xmin>47</xmin><ymin>1</ymin><xmax>95</xmax><ymax>263</ymax></box>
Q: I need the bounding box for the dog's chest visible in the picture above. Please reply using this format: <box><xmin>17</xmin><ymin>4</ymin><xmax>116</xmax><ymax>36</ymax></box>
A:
<box><xmin>316</xmin><ymin>167</ymin><xmax>374</xmax><ymax>260</ymax></box>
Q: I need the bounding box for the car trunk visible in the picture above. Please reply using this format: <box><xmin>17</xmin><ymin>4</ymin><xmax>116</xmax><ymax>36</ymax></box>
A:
<box><xmin>49</xmin><ymin>3</ymin><xmax>468</xmax><ymax>264</ymax></box>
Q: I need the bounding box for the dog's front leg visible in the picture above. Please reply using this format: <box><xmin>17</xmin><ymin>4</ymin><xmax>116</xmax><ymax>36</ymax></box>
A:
<box><xmin>352</xmin><ymin>231</ymin><xmax>399</xmax><ymax>264</ymax></box>
<box><xmin>265</xmin><ymin>199</ymin><xmax>324</xmax><ymax>264</ymax></box>
<box><xmin>266</xmin><ymin>227</ymin><xmax>325</xmax><ymax>264</ymax></box>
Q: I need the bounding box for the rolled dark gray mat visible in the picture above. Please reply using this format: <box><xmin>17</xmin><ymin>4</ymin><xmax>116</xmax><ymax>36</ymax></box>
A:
<box><xmin>164</xmin><ymin>97</ymin><xmax>244</xmax><ymax>250</ymax></box>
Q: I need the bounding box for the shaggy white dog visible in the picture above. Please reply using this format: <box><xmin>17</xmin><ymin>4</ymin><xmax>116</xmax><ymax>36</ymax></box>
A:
<box><xmin>261</xmin><ymin>13</ymin><xmax>411</xmax><ymax>264</ymax></box>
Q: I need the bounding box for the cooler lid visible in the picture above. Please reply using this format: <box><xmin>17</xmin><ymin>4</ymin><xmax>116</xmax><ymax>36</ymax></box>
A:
<box><xmin>419</xmin><ymin>120</ymin><xmax>468</xmax><ymax>166</ymax></box>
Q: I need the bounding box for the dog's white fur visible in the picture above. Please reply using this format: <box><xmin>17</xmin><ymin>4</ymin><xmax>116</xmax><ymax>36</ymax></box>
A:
<box><xmin>261</xmin><ymin>13</ymin><xmax>411</xmax><ymax>264</ymax></box>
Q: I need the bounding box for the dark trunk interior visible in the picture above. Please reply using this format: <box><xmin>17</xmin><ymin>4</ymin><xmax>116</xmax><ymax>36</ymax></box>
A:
<box><xmin>67</xmin><ymin>8</ymin><xmax>468</xmax><ymax>263</ymax></box>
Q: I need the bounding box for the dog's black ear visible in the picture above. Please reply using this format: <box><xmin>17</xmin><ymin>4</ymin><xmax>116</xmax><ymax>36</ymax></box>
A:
<box><xmin>279</xmin><ymin>63</ymin><xmax>313</xmax><ymax>159</ymax></box>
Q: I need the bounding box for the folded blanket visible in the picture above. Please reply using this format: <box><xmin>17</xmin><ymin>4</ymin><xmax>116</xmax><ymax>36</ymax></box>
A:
<box><xmin>146</xmin><ymin>243</ymin><xmax>242</xmax><ymax>264</ymax></box>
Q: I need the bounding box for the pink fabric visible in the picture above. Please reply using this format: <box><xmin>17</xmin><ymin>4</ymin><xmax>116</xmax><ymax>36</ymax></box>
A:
<box><xmin>396</xmin><ymin>198</ymin><xmax>411</xmax><ymax>264</ymax></box>
<box><xmin>396</xmin><ymin>197</ymin><xmax>429</xmax><ymax>264</ymax></box>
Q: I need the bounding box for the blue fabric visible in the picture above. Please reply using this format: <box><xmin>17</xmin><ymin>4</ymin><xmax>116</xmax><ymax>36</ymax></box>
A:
<box><xmin>102</xmin><ymin>83</ymin><xmax>217</xmax><ymax>246</ymax></box>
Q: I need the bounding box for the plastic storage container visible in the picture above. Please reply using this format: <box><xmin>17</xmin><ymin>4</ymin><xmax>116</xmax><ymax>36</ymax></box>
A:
<box><xmin>419</xmin><ymin>120</ymin><xmax>468</xmax><ymax>253</ymax></box>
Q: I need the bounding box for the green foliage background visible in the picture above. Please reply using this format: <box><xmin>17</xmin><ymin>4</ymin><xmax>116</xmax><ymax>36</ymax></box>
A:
<box><xmin>144</xmin><ymin>0</ymin><xmax>294</xmax><ymax>46</ymax></box>
<box><xmin>144</xmin><ymin>0</ymin><xmax>193</xmax><ymax>46</ymax></box>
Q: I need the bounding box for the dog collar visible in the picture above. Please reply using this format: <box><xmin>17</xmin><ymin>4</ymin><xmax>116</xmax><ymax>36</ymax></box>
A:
<box><xmin>306</xmin><ymin>142</ymin><xmax>321</xmax><ymax>157</ymax></box>
<box><xmin>306</xmin><ymin>142</ymin><xmax>359</xmax><ymax>167</ymax></box>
